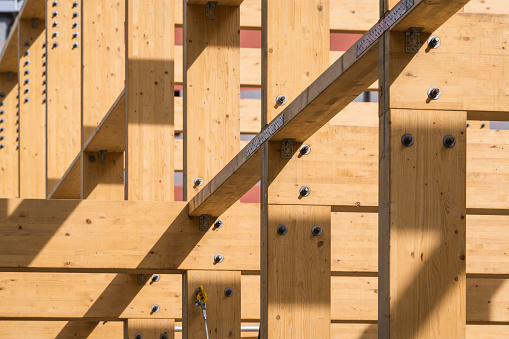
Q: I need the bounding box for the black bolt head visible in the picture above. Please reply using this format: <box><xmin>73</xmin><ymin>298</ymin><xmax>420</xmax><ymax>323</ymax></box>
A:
<box><xmin>135</xmin><ymin>334</ymin><xmax>142</xmax><ymax>339</ymax></box>
<box><xmin>299</xmin><ymin>186</ymin><xmax>310</xmax><ymax>196</ymax></box>
<box><xmin>160</xmin><ymin>334</ymin><xmax>168</xmax><ymax>339</ymax></box>
<box><xmin>443</xmin><ymin>135</ymin><xmax>456</xmax><ymax>148</ymax></box>
<box><xmin>311</xmin><ymin>225</ymin><xmax>323</xmax><ymax>236</ymax></box>
<box><xmin>88</xmin><ymin>155</ymin><xmax>96</xmax><ymax>162</ymax></box>
<box><xmin>224</xmin><ymin>287</ymin><xmax>234</xmax><ymax>297</ymax></box>
<box><xmin>401</xmin><ymin>134</ymin><xmax>414</xmax><ymax>147</ymax></box>
<box><xmin>428</xmin><ymin>36</ymin><xmax>440</xmax><ymax>48</ymax></box>
<box><xmin>277</xmin><ymin>224</ymin><xmax>288</xmax><ymax>235</ymax></box>
<box><xmin>299</xmin><ymin>144</ymin><xmax>310</xmax><ymax>155</ymax></box>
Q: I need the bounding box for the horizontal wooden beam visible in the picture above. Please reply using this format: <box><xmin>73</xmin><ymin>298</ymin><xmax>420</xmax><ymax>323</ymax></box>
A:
<box><xmin>0</xmin><ymin>321</ymin><xmax>124</xmax><ymax>338</ymax></box>
<box><xmin>1</xmin><ymin>273</ymin><xmax>508</xmax><ymax>323</ymax></box>
<box><xmin>1</xmin><ymin>199</ymin><xmax>508</xmax><ymax>273</ymax></box>
<box><xmin>187</xmin><ymin>0</ymin><xmax>472</xmax><ymax>217</ymax></box>
<box><xmin>186</xmin><ymin>0</ymin><xmax>244</xmax><ymax>5</ymax></box>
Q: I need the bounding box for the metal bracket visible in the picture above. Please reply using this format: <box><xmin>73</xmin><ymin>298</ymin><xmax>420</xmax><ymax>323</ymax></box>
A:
<box><xmin>199</xmin><ymin>214</ymin><xmax>211</xmax><ymax>232</ymax></box>
<box><xmin>205</xmin><ymin>1</ymin><xmax>218</xmax><ymax>20</ymax></box>
<box><xmin>7</xmin><ymin>72</ymin><xmax>13</xmax><ymax>81</ymax></box>
<box><xmin>32</xmin><ymin>17</ymin><xmax>39</xmax><ymax>29</ymax></box>
<box><xmin>405</xmin><ymin>27</ymin><xmax>424</xmax><ymax>53</ymax></box>
<box><xmin>280</xmin><ymin>138</ymin><xmax>294</xmax><ymax>159</ymax></box>
<box><xmin>137</xmin><ymin>274</ymin><xmax>147</xmax><ymax>285</ymax></box>
<box><xmin>98</xmin><ymin>150</ymin><xmax>107</xmax><ymax>163</ymax></box>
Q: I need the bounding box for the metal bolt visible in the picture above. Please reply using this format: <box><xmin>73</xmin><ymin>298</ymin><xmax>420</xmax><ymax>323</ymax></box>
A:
<box><xmin>24</xmin><ymin>60</ymin><xmax>30</xmax><ymax>66</ymax></box>
<box><xmin>0</xmin><ymin>127</ymin><xmax>3</xmax><ymax>132</ymax></box>
<box><xmin>53</xmin><ymin>21</ymin><xmax>59</xmax><ymax>27</ymax></box>
<box><xmin>151</xmin><ymin>274</ymin><xmax>160</xmax><ymax>282</ymax></box>
<box><xmin>213</xmin><ymin>219</ymin><xmax>223</xmax><ymax>229</ymax></box>
<box><xmin>43</xmin><ymin>51</ymin><xmax>46</xmax><ymax>57</ymax></box>
<box><xmin>52</xmin><ymin>31</ymin><xmax>59</xmax><ymax>38</ymax></box>
<box><xmin>401</xmin><ymin>133</ymin><xmax>414</xmax><ymax>147</ymax></box>
<box><xmin>299</xmin><ymin>186</ymin><xmax>310</xmax><ymax>197</ymax></box>
<box><xmin>43</xmin><ymin>60</ymin><xmax>46</xmax><ymax>66</ymax></box>
<box><xmin>0</xmin><ymin>101</ymin><xmax>3</xmax><ymax>106</ymax></box>
<box><xmin>52</xmin><ymin>0</ymin><xmax>59</xmax><ymax>6</ymax></box>
<box><xmin>24</xmin><ymin>41</ymin><xmax>30</xmax><ymax>47</ymax></box>
<box><xmin>0</xmin><ymin>144</ymin><xmax>4</xmax><ymax>149</ymax></box>
<box><xmin>276</xmin><ymin>94</ymin><xmax>287</xmax><ymax>106</ymax></box>
<box><xmin>43</xmin><ymin>80</ymin><xmax>46</xmax><ymax>85</ymax></box>
<box><xmin>0</xmin><ymin>136</ymin><xmax>4</xmax><ymax>141</ymax></box>
<box><xmin>24</xmin><ymin>97</ymin><xmax>30</xmax><ymax>103</ymax></box>
<box><xmin>24</xmin><ymin>79</ymin><xmax>30</xmax><ymax>85</ymax></box>
<box><xmin>73</xmin><ymin>42</ymin><xmax>79</xmax><ymax>49</ymax></box>
<box><xmin>443</xmin><ymin>135</ymin><xmax>456</xmax><ymax>148</ymax></box>
<box><xmin>43</xmin><ymin>88</ymin><xmax>46</xmax><ymax>94</ymax></box>
<box><xmin>277</xmin><ymin>224</ymin><xmax>288</xmax><ymax>235</ymax></box>
<box><xmin>224</xmin><ymin>287</ymin><xmax>234</xmax><ymax>297</ymax></box>
<box><xmin>214</xmin><ymin>254</ymin><xmax>224</xmax><ymax>263</ymax></box>
<box><xmin>52</xmin><ymin>10</ymin><xmax>59</xmax><ymax>17</ymax></box>
<box><xmin>160</xmin><ymin>334</ymin><xmax>168</xmax><ymax>339</ymax></box>
<box><xmin>72</xmin><ymin>32</ymin><xmax>79</xmax><ymax>39</ymax></box>
<box><xmin>299</xmin><ymin>144</ymin><xmax>311</xmax><ymax>155</ymax></box>
<box><xmin>24</xmin><ymin>88</ymin><xmax>30</xmax><ymax>94</ymax></box>
<box><xmin>72</xmin><ymin>12</ymin><xmax>79</xmax><ymax>18</ymax></box>
<box><xmin>427</xmin><ymin>86</ymin><xmax>441</xmax><ymax>100</ymax></box>
<box><xmin>72</xmin><ymin>21</ymin><xmax>79</xmax><ymax>28</ymax></box>
<box><xmin>43</xmin><ymin>98</ymin><xmax>46</xmax><ymax>103</ymax></box>
<box><xmin>24</xmin><ymin>51</ymin><xmax>30</xmax><ymax>57</ymax></box>
<box><xmin>0</xmin><ymin>110</ymin><xmax>3</xmax><ymax>115</ymax></box>
<box><xmin>427</xmin><ymin>36</ymin><xmax>441</xmax><ymax>49</ymax></box>
<box><xmin>53</xmin><ymin>42</ymin><xmax>59</xmax><ymax>48</ymax></box>
<box><xmin>480</xmin><ymin>123</ymin><xmax>486</xmax><ymax>129</ymax></box>
<box><xmin>194</xmin><ymin>177</ymin><xmax>203</xmax><ymax>186</ymax></box>
<box><xmin>24</xmin><ymin>70</ymin><xmax>30</xmax><ymax>75</ymax></box>
<box><xmin>88</xmin><ymin>155</ymin><xmax>96</xmax><ymax>162</ymax></box>
<box><xmin>311</xmin><ymin>225</ymin><xmax>323</xmax><ymax>236</ymax></box>
<box><xmin>135</xmin><ymin>333</ymin><xmax>143</xmax><ymax>339</ymax></box>
<box><xmin>42</xmin><ymin>42</ymin><xmax>46</xmax><ymax>48</ymax></box>
<box><xmin>72</xmin><ymin>1</ymin><xmax>79</xmax><ymax>7</ymax></box>
<box><xmin>151</xmin><ymin>304</ymin><xmax>160</xmax><ymax>313</ymax></box>
<box><xmin>16</xmin><ymin>144</ymin><xmax>18</xmax><ymax>150</ymax></box>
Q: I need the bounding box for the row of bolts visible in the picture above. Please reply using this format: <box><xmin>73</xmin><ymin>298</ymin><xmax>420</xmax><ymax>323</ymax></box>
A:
<box><xmin>0</xmin><ymin>1</ymin><xmax>80</xmax><ymax>149</ymax></box>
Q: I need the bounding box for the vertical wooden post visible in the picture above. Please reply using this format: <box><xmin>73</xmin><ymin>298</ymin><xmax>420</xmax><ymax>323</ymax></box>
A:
<box><xmin>0</xmin><ymin>72</ymin><xmax>19</xmax><ymax>198</ymax></box>
<box><xmin>378</xmin><ymin>7</ymin><xmax>467</xmax><ymax>337</ymax></box>
<box><xmin>125</xmin><ymin>0</ymin><xmax>174</xmax><ymax>201</ymax></box>
<box><xmin>46</xmin><ymin>0</ymin><xmax>82</xmax><ymax>194</ymax></box>
<box><xmin>183</xmin><ymin>270</ymin><xmax>241</xmax><ymax>339</ymax></box>
<box><xmin>183</xmin><ymin>2</ymin><xmax>242</xmax><ymax>337</ymax></box>
<box><xmin>261</xmin><ymin>0</ymin><xmax>330</xmax><ymax>338</ymax></box>
<box><xmin>18</xmin><ymin>19</ymin><xmax>46</xmax><ymax>199</ymax></box>
<box><xmin>183</xmin><ymin>3</ymin><xmax>240</xmax><ymax>200</ymax></box>
<box><xmin>127</xmin><ymin>319</ymin><xmax>175</xmax><ymax>339</ymax></box>
<box><xmin>81</xmin><ymin>0</ymin><xmax>125</xmax><ymax>200</ymax></box>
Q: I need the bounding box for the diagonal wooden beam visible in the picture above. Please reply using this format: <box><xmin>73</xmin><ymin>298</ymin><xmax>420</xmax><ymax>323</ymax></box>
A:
<box><xmin>188</xmin><ymin>0</ymin><xmax>470</xmax><ymax>217</ymax></box>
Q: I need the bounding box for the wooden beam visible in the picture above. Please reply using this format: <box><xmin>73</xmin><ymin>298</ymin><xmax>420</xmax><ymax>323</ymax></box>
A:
<box><xmin>183</xmin><ymin>4</ymin><xmax>240</xmax><ymax>200</ymax></box>
<box><xmin>189</xmin><ymin>0</ymin><xmax>470</xmax><ymax>218</ymax></box>
<box><xmin>0</xmin><ymin>321</ymin><xmax>124</xmax><ymax>338</ymax></box>
<box><xmin>19</xmin><ymin>0</ymin><xmax>46</xmax><ymax>20</ymax></box>
<box><xmin>182</xmin><ymin>271</ymin><xmax>241</xmax><ymax>339</ymax></box>
<box><xmin>46</xmin><ymin>0</ymin><xmax>82</xmax><ymax>194</ymax></box>
<box><xmin>127</xmin><ymin>319</ymin><xmax>175</xmax><ymax>339</ymax></box>
<box><xmin>187</xmin><ymin>0</ymin><xmax>244</xmax><ymax>5</ymax></box>
<box><xmin>82</xmin><ymin>152</ymin><xmax>124</xmax><ymax>200</ymax></box>
<box><xmin>46</xmin><ymin>153</ymin><xmax>80</xmax><ymax>199</ymax></box>
<box><xmin>18</xmin><ymin>19</ymin><xmax>46</xmax><ymax>199</ymax></box>
<box><xmin>0</xmin><ymin>73</ymin><xmax>19</xmax><ymax>199</ymax></box>
<box><xmin>126</xmin><ymin>0</ymin><xmax>174</xmax><ymax>201</ymax></box>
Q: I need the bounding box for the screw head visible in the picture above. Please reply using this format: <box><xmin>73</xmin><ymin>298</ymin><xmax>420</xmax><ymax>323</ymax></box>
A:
<box><xmin>72</xmin><ymin>12</ymin><xmax>79</xmax><ymax>18</ymax></box>
<box><xmin>0</xmin><ymin>110</ymin><xmax>3</xmax><ymax>115</ymax></box>
<box><xmin>52</xmin><ymin>0</ymin><xmax>59</xmax><ymax>6</ymax></box>
<box><xmin>24</xmin><ymin>97</ymin><xmax>30</xmax><ymax>103</ymax></box>
<box><xmin>73</xmin><ymin>42</ymin><xmax>79</xmax><ymax>49</ymax></box>
<box><xmin>480</xmin><ymin>123</ymin><xmax>486</xmax><ymax>129</ymax></box>
<box><xmin>401</xmin><ymin>133</ymin><xmax>414</xmax><ymax>147</ymax></box>
<box><xmin>213</xmin><ymin>219</ymin><xmax>223</xmax><ymax>229</ymax></box>
<box><xmin>88</xmin><ymin>155</ymin><xmax>96</xmax><ymax>162</ymax></box>
<box><xmin>53</xmin><ymin>21</ymin><xmax>59</xmax><ymax>27</ymax></box>
<box><xmin>276</xmin><ymin>95</ymin><xmax>287</xmax><ymax>106</ymax></box>
<box><xmin>214</xmin><ymin>254</ymin><xmax>224</xmax><ymax>263</ymax></box>
<box><xmin>224</xmin><ymin>287</ymin><xmax>234</xmax><ymax>297</ymax></box>
<box><xmin>24</xmin><ymin>41</ymin><xmax>30</xmax><ymax>47</ymax></box>
<box><xmin>160</xmin><ymin>334</ymin><xmax>168</xmax><ymax>339</ymax></box>
<box><xmin>72</xmin><ymin>32</ymin><xmax>80</xmax><ymax>39</ymax></box>
<box><xmin>24</xmin><ymin>70</ymin><xmax>30</xmax><ymax>75</ymax></box>
<box><xmin>427</xmin><ymin>86</ymin><xmax>441</xmax><ymax>100</ymax></box>
<box><xmin>135</xmin><ymin>333</ymin><xmax>143</xmax><ymax>339</ymax></box>
<box><xmin>299</xmin><ymin>186</ymin><xmax>310</xmax><ymax>197</ymax></box>
<box><xmin>427</xmin><ymin>36</ymin><xmax>441</xmax><ymax>49</ymax></box>
<box><xmin>53</xmin><ymin>42</ymin><xmax>59</xmax><ymax>48</ymax></box>
<box><xmin>52</xmin><ymin>11</ymin><xmax>59</xmax><ymax>17</ymax></box>
<box><xmin>23</xmin><ymin>51</ymin><xmax>29</xmax><ymax>57</ymax></box>
<box><xmin>443</xmin><ymin>135</ymin><xmax>456</xmax><ymax>148</ymax></box>
<box><xmin>72</xmin><ymin>21</ymin><xmax>79</xmax><ymax>28</ymax></box>
<box><xmin>151</xmin><ymin>274</ymin><xmax>160</xmax><ymax>282</ymax></box>
<box><xmin>277</xmin><ymin>224</ymin><xmax>288</xmax><ymax>235</ymax></box>
<box><xmin>72</xmin><ymin>1</ymin><xmax>79</xmax><ymax>7</ymax></box>
<box><xmin>0</xmin><ymin>144</ymin><xmax>4</xmax><ymax>149</ymax></box>
<box><xmin>24</xmin><ymin>88</ymin><xmax>30</xmax><ymax>94</ymax></box>
<box><xmin>311</xmin><ymin>225</ymin><xmax>323</xmax><ymax>236</ymax></box>
<box><xmin>151</xmin><ymin>304</ymin><xmax>160</xmax><ymax>313</ymax></box>
<box><xmin>194</xmin><ymin>177</ymin><xmax>204</xmax><ymax>186</ymax></box>
<box><xmin>0</xmin><ymin>136</ymin><xmax>4</xmax><ymax>141</ymax></box>
<box><xmin>299</xmin><ymin>144</ymin><xmax>311</xmax><ymax>155</ymax></box>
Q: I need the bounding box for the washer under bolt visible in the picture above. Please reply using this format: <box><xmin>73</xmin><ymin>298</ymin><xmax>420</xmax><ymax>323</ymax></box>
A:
<box><xmin>52</xmin><ymin>11</ymin><xmax>58</xmax><ymax>17</ymax></box>
<box><xmin>299</xmin><ymin>186</ymin><xmax>310</xmax><ymax>197</ymax></box>
<box><xmin>213</xmin><ymin>219</ymin><xmax>223</xmax><ymax>229</ymax></box>
<box><xmin>24</xmin><ymin>79</ymin><xmax>30</xmax><ymax>85</ymax></box>
<box><xmin>0</xmin><ymin>110</ymin><xmax>3</xmax><ymax>115</ymax></box>
<box><xmin>52</xmin><ymin>31</ymin><xmax>59</xmax><ymax>38</ymax></box>
<box><xmin>73</xmin><ymin>42</ymin><xmax>79</xmax><ymax>49</ymax></box>
<box><xmin>427</xmin><ymin>86</ymin><xmax>441</xmax><ymax>100</ymax></box>
<box><xmin>72</xmin><ymin>12</ymin><xmax>79</xmax><ymax>18</ymax></box>
<box><xmin>299</xmin><ymin>144</ymin><xmax>311</xmax><ymax>155</ymax></box>
<box><xmin>72</xmin><ymin>21</ymin><xmax>79</xmax><ymax>28</ymax></box>
<box><xmin>151</xmin><ymin>274</ymin><xmax>160</xmax><ymax>282</ymax></box>
<box><xmin>0</xmin><ymin>144</ymin><xmax>4</xmax><ymax>149</ymax></box>
<box><xmin>443</xmin><ymin>135</ymin><xmax>456</xmax><ymax>148</ymax></box>
<box><xmin>0</xmin><ymin>136</ymin><xmax>4</xmax><ymax>141</ymax></box>
<box><xmin>52</xmin><ymin>0</ymin><xmax>59</xmax><ymax>6</ymax></box>
<box><xmin>135</xmin><ymin>333</ymin><xmax>143</xmax><ymax>339</ymax></box>
<box><xmin>24</xmin><ymin>41</ymin><xmax>30</xmax><ymax>47</ymax></box>
<box><xmin>24</xmin><ymin>88</ymin><xmax>30</xmax><ymax>94</ymax></box>
<box><xmin>24</xmin><ymin>51</ymin><xmax>30</xmax><ymax>57</ymax></box>
<box><xmin>52</xmin><ymin>42</ymin><xmax>59</xmax><ymax>48</ymax></box>
<box><xmin>427</xmin><ymin>36</ymin><xmax>441</xmax><ymax>49</ymax></box>
<box><xmin>401</xmin><ymin>133</ymin><xmax>415</xmax><ymax>147</ymax></box>
<box><xmin>24</xmin><ymin>70</ymin><xmax>30</xmax><ymax>75</ymax></box>
<box><xmin>194</xmin><ymin>177</ymin><xmax>203</xmax><ymax>186</ymax></box>
<box><xmin>277</xmin><ymin>224</ymin><xmax>288</xmax><ymax>235</ymax></box>
<box><xmin>151</xmin><ymin>304</ymin><xmax>160</xmax><ymax>313</ymax></box>
<box><xmin>24</xmin><ymin>97</ymin><xmax>30</xmax><ymax>103</ymax></box>
<box><xmin>72</xmin><ymin>1</ymin><xmax>79</xmax><ymax>7</ymax></box>
<box><xmin>53</xmin><ymin>21</ymin><xmax>59</xmax><ymax>27</ymax></box>
<box><xmin>311</xmin><ymin>225</ymin><xmax>323</xmax><ymax>236</ymax></box>
<box><xmin>24</xmin><ymin>60</ymin><xmax>30</xmax><ymax>66</ymax></box>
<box><xmin>276</xmin><ymin>94</ymin><xmax>287</xmax><ymax>106</ymax></box>
<box><xmin>224</xmin><ymin>287</ymin><xmax>234</xmax><ymax>297</ymax></box>
<box><xmin>214</xmin><ymin>254</ymin><xmax>224</xmax><ymax>263</ymax></box>
<box><xmin>72</xmin><ymin>32</ymin><xmax>79</xmax><ymax>39</ymax></box>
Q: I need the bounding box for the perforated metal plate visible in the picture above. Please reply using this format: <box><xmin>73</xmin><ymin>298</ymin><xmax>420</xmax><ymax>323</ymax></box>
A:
<box><xmin>245</xmin><ymin>114</ymin><xmax>284</xmax><ymax>158</ymax></box>
<box><xmin>356</xmin><ymin>0</ymin><xmax>414</xmax><ymax>58</ymax></box>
